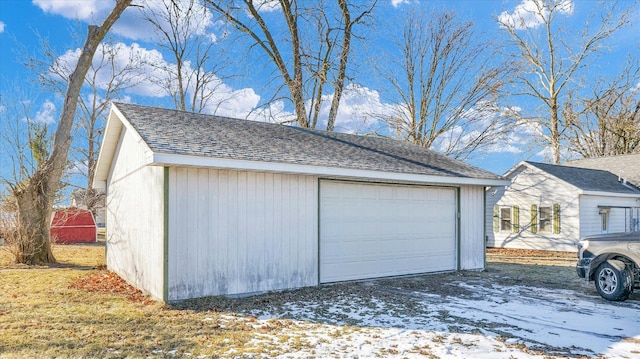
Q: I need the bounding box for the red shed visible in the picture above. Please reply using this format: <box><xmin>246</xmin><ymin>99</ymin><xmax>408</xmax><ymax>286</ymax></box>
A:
<box><xmin>50</xmin><ymin>207</ymin><xmax>97</xmax><ymax>244</ymax></box>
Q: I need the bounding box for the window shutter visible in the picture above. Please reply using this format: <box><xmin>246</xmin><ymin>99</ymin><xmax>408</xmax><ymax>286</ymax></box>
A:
<box><xmin>493</xmin><ymin>205</ymin><xmax>499</xmax><ymax>233</ymax></box>
<box><xmin>513</xmin><ymin>206</ymin><xmax>519</xmax><ymax>233</ymax></box>
<box><xmin>530</xmin><ymin>204</ymin><xmax>538</xmax><ymax>234</ymax></box>
<box><xmin>553</xmin><ymin>204</ymin><xmax>561</xmax><ymax>234</ymax></box>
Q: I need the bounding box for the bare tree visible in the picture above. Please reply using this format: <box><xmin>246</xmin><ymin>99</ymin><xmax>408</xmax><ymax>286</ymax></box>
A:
<box><xmin>140</xmin><ymin>0</ymin><xmax>232</xmax><ymax>114</ymax></box>
<box><xmin>0</xmin><ymin>89</ymin><xmax>68</xmax><ymax>261</ymax></box>
<box><xmin>28</xmin><ymin>37</ymin><xmax>145</xmax><ymax>217</ymax></box>
<box><xmin>498</xmin><ymin>0</ymin><xmax>633</xmax><ymax>164</ymax></box>
<box><xmin>0</xmin><ymin>94</ymin><xmax>50</xmax><ymax>181</ymax></box>
<box><xmin>10</xmin><ymin>0</ymin><xmax>132</xmax><ymax>264</ymax></box>
<box><xmin>205</xmin><ymin>0</ymin><xmax>375</xmax><ymax>130</ymax></box>
<box><xmin>564</xmin><ymin>59</ymin><xmax>640</xmax><ymax>157</ymax></box>
<box><xmin>74</xmin><ymin>44</ymin><xmax>142</xmax><ymax>204</ymax></box>
<box><xmin>376</xmin><ymin>10</ymin><xmax>511</xmax><ymax>159</ymax></box>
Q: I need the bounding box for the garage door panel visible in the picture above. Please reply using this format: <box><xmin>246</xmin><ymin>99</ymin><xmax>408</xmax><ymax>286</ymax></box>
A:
<box><xmin>320</xmin><ymin>181</ymin><xmax>457</xmax><ymax>283</ymax></box>
<box><xmin>322</xmin><ymin>249</ymin><xmax>455</xmax><ymax>282</ymax></box>
<box><xmin>324</xmin><ymin>244</ymin><xmax>454</xmax><ymax>262</ymax></box>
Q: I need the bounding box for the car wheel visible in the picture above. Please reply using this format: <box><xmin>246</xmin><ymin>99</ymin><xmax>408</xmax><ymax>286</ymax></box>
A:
<box><xmin>594</xmin><ymin>260</ymin><xmax>633</xmax><ymax>301</ymax></box>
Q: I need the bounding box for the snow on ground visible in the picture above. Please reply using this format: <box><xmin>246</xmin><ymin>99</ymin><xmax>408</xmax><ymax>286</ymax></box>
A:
<box><xmin>240</xmin><ymin>282</ymin><xmax>640</xmax><ymax>358</ymax></box>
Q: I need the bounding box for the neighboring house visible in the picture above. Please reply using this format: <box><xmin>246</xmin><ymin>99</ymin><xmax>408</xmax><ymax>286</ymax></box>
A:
<box><xmin>486</xmin><ymin>161</ymin><xmax>640</xmax><ymax>252</ymax></box>
<box><xmin>93</xmin><ymin>103</ymin><xmax>508</xmax><ymax>302</ymax></box>
<box><xmin>71</xmin><ymin>189</ymin><xmax>106</xmax><ymax>228</ymax></box>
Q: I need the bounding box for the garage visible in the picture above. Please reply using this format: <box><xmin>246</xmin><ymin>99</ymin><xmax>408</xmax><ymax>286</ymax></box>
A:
<box><xmin>95</xmin><ymin>103</ymin><xmax>508</xmax><ymax>301</ymax></box>
<box><xmin>320</xmin><ymin>180</ymin><xmax>457</xmax><ymax>283</ymax></box>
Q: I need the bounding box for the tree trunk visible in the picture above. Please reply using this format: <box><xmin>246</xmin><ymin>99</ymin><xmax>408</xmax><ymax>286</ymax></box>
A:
<box><xmin>13</xmin><ymin>0</ymin><xmax>132</xmax><ymax>265</ymax></box>
<box><xmin>14</xmin><ymin>170</ymin><xmax>55</xmax><ymax>264</ymax></box>
<box><xmin>551</xmin><ymin>97</ymin><xmax>561</xmax><ymax>164</ymax></box>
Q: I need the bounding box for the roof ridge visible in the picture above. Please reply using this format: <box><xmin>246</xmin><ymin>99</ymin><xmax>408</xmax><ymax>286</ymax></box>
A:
<box><xmin>115</xmin><ymin>102</ymin><xmax>442</xmax><ymax>152</ymax></box>
<box><xmin>526</xmin><ymin>161</ymin><xmax>615</xmax><ymax>173</ymax></box>
<box><xmin>105</xmin><ymin>102</ymin><xmax>504</xmax><ymax>182</ymax></box>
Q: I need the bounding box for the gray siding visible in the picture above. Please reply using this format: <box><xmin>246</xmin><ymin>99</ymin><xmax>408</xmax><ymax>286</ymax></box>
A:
<box><xmin>167</xmin><ymin>168</ymin><xmax>318</xmax><ymax>300</ymax></box>
<box><xmin>106</xmin><ymin>127</ymin><xmax>165</xmax><ymax>300</ymax></box>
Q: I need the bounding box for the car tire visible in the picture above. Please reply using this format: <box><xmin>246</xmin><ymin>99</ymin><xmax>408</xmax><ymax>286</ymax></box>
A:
<box><xmin>594</xmin><ymin>260</ymin><xmax>633</xmax><ymax>301</ymax></box>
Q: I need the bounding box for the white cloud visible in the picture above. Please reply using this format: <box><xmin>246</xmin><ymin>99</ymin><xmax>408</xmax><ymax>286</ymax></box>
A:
<box><xmin>33</xmin><ymin>0</ymin><xmax>114</xmax><ymax>22</ymax></box>
<box><xmin>245</xmin><ymin>100</ymin><xmax>296</xmax><ymax>124</ymax></box>
<box><xmin>205</xmin><ymin>86</ymin><xmax>261</xmax><ymax>119</ymax></box>
<box><xmin>498</xmin><ymin>0</ymin><xmax>574</xmax><ymax>30</ymax></box>
<box><xmin>54</xmin><ymin>41</ymin><xmax>261</xmax><ymax>118</ymax></box>
<box><xmin>252</xmin><ymin>0</ymin><xmax>281</xmax><ymax>13</ymax></box>
<box><xmin>67</xmin><ymin>160</ymin><xmax>88</xmax><ymax>177</ymax></box>
<box><xmin>118</xmin><ymin>0</ymin><xmax>218</xmax><ymax>42</ymax></box>
<box><xmin>33</xmin><ymin>100</ymin><xmax>57</xmax><ymax>124</ymax></box>
<box><xmin>430</xmin><ymin>102</ymin><xmax>529</xmax><ymax>156</ymax></box>
<box><xmin>235</xmin><ymin>84</ymin><xmax>391</xmax><ymax>134</ymax></box>
<box><xmin>391</xmin><ymin>0</ymin><xmax>412</xmax><ymax>8</ymax></box>
<box><xmin>495</xmin><ymin>106</ymin><xmax>544</xmax><ymax>154</ymax></box>
<box><xmin>313</xmin><ymin>84</ymin><xmax>391</xmax><ymax>134</ymax></box>
<box><xmin>33</xmin><ymin>0</ymin><xmax>221</xmax><ymax>43</ymax></box>
<box><xmin>55</xmin><ymin>42</ymin><xmax>160</xmax><ymax>97</ymax></box>
<box><xmin>0</xmin><ymin>21</ymin><xmax>5</xmax><ymax>33</ymax></box>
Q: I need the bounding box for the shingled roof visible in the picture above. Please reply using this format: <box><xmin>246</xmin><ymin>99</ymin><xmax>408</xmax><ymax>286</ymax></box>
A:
<box><xmin>525</xmin><ymin>161</ymin><xmax>640</xmax><ymax>195</ymax></box>
<box><xmin>564</xmin><ymin>154</ymin><xmax>640</xmax><ymax>188</ymax></box>
<box><xmin>108</xmin><ymin>102</ymin><xmax>502</xmax><ymax>182</ymax></box>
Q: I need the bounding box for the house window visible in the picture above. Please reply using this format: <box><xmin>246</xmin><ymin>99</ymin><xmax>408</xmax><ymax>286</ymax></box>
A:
<box><xmin>539</xmin><ymin>206</ymin><xmax>552</xmax><ymax>232</ymax></box>
<box><xmin>600</xmin><ymin>208</ymin><xmax>610</xmax><ymax>233</ymax></box>
<box><xmin>493</xmin><ymin>205</ymin><xmax>519</xmax><ymax>233</ymax></box>
<box><xmin>500</xmin><ymin>207</ymin><xmax>512</xmax><ymax>232</ymax></box>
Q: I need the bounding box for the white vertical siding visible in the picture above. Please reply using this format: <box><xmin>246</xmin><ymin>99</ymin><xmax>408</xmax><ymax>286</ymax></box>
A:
<box><xmin>486</xmin><ymin>166</ymin><xmax>580</xmax><ymax>252</ymax></box>
<box><xmin>106</xmin><ymin>127</ymin><xmax>165</xmax><ymax>300</ymax></box>
<box><xmin>579</xmin><ymin>195</ymin><xmax>640</xmax><ymax>236</ymax></box>
<box><xmin>459</xmin><ymin>186</ymin><xmax>485</xmax><ymax>270</ymax></box>
<box><xmin>484</xmin><ymin>185</ymin><xmax>505</xmax><ymax>248</ymax></box>
<box><xmin>167</xmin><ymin>168</ymin><xmax>318</xmax><ymax>300</ymax></box>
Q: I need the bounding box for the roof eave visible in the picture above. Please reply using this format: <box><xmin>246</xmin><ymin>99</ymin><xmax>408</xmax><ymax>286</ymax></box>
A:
<box><xmin>151</xmin><ymin>152</ymin><xmax>510</xmax><ymax>187</ymax></box>
<box><xmin>92</xmin><ymin>106</ymin><xmax>125</xmax><ymax>189</ymax></box>
<box><xmin>92</xmin><ymin>103</ymin><xmax>155</xmax><ymax>189</ymax></box>
<box><xmin>580</xmin><ymin>190</ymin><xmax>640</xmax><ymax>199</ymax></box>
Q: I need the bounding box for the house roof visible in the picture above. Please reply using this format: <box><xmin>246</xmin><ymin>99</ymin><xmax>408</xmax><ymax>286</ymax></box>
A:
<box><xmin>523</xmin><ymin>161</ymin><xmax>640</xmax><ymax>196</ymax></box>
<box><xmin>94</xmin><ymin>103</ymin><xmax>508</xmax><ymax>188</ymax></box>
<box><xmin>564</xmin><ymin>154</ymin><xmax>640</xmax><ymax>188</ymax></box>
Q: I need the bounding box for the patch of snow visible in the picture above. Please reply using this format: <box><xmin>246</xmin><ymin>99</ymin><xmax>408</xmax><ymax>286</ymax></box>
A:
<box><xmin>242</xmin><ymin>282</ymin><xmax>640</xmax><ymax>358</ymax></box>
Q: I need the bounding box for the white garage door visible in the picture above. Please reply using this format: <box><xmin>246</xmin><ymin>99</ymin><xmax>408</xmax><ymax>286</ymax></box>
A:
<box><xmin>320</xmin><ymin>180</ymin><xmax>457</xmax><ymax>283</ymax></box>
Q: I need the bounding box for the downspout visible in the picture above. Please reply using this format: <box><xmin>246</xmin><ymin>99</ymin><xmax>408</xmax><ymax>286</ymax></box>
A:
<box><xmin>163</xmin><ymin>167</ymin><xmax>169</xmax><ymax>302</ymax></box>
<box><xmin>483</xmin><ymin>186</ymin><xmax>487</xmax><ymax>271</ymax></box>
<box><xmin>317</xmin><ymin>178</ymin><xmax>321</xmax><ymax>286</ymax></box>
<box><xmin>456</xmin><ymin>187</ymin><xmax>461</xmax><ymax>271</ymax></box>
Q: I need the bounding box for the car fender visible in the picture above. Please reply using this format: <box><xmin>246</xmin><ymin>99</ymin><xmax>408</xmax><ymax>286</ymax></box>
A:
<box><xmin>588</xmin><ymin>253</ymin><xmax>637</xmax><ymax>280</ymax></box>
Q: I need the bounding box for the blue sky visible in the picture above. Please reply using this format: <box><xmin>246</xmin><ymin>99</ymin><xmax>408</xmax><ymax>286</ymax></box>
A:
<box><xmin>1</xmin><ymin>0</ymin><xmax>639</xmax><ymax>197</ymax></box>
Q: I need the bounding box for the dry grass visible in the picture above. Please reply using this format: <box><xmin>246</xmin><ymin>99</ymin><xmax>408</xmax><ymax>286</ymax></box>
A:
<box><xmin>0</xmin><ymin>232</ymin><xmax>106</xmax><ymax>269</ymax></box>
<box><xmin>0</xmin><ymin>244</ymin><xmax>585</xmax><ymax>358</ymax></box>
<box><xmin>487</xmin><ymin>247</ymin><xmax>576</xmax><ymax>266</ymax></box>
<box><xmin>0</xmin><ymin>242</ymin><xmax>271</xmax><ymax>358</ymax></box>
